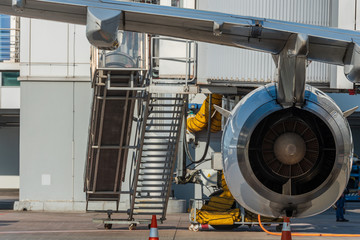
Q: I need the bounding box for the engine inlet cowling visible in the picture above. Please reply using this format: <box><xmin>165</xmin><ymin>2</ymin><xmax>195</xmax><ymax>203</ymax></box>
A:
<box><xmin>222</xmin><ymin>83</ymin><xmax>352</xmax><ymax>218</ymax></box>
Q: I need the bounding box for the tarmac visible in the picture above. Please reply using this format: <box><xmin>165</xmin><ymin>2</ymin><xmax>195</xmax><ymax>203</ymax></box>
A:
<box><xmin>1</xmin><ymin>190</ymin><xmax>360</xmax><ymax>240</ymax></box>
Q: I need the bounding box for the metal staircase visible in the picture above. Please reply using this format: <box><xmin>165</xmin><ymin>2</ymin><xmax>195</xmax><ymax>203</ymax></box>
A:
<box><xmin>85</xmin><ymin>67</ymin><xmax>146</xmax><ymax>210</ymax></box>
<box><xmin>85</xmin><ymin>33</ymin><xmax>189</xmax><ymax>225</ymax></box>
<box><xmin>128</xmin><ymin>94</ymin><xmax>185</xmax><ymax>221</ymax></box>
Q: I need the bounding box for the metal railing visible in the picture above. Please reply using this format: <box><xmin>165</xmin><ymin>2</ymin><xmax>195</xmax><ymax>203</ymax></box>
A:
<box><xmin>0</xmin><ymin>16</ymin><xmax>20</xmax><ymax>63</ymax></box>
<box><xmin>150</xmin><ymin>36</ymin><xmax>197</xmax><ymax>86</ymax></box>
<box><xmin>90</xmin><ymin>31</ymin><xmax>148</xmax><ymax>80</ymax></box>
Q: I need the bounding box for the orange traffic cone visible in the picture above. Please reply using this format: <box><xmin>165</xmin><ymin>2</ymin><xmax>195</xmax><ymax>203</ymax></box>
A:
<box><xmin>149</xmin><ymin>215</ymin><xmax>159</xmax><ymax>240</ymax></box>
<box><xmin>281</xmin><ymin>217</ymin><xmax>292</xmax><ymax>240</ymax></box>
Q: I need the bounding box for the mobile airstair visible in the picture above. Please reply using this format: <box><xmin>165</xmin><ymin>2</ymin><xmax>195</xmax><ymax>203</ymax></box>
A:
<box><xmin>129</xmin><ymin>93</ymin><xmax>185</xmax><ymax>221</ymax></box>
<box><xmin>85</xmin><ymin>53</ymin><xmax>188</xmax><ymax>228</ymax></box>
<box><xmin>85</xmin><ymin>32</ymin><xmax>192</xmax><ymax>228</ymax></box>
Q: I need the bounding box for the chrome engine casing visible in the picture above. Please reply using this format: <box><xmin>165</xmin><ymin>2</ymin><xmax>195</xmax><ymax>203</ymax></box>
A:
<box><xmin>222</xmin><ymin>83</ymin><xmax>353</xmax><ymax>218</ymax></box>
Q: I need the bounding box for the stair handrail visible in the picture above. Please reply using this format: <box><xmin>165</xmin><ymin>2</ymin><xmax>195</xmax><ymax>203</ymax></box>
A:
<box><xmin>128</xmin><ymin>93</ymin><xmax>151</xmax><ymax>220</ymax></box>
<box><xmin>161</xmin><ymin>94</ymin><xmax>185</xmax><ymax>221</ymax></box>
<box><xmin>150</xmin><ymin>36</ymin><xmax>197</xmax><ymax>85</ymax></box>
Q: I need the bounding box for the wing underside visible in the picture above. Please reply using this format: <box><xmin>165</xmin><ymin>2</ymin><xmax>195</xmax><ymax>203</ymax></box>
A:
<box><xmin>1</xmin><ymin>0</ymin><xmax>360</xmax><ymax>80</ymax></box>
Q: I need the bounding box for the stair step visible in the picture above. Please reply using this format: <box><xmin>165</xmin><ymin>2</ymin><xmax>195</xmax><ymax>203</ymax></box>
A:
<box><xmin>137</xmin><ymin>178</ymin><xmax>171</xmax><ymax>182</ymax></box>
<box><xmin>140</xmin><ymin>161</ymin><xmax>171</xmax><ymax>164</ymax></box>
<box><xmin>133</xmin><ymin>212</ymin><xmax>163</xmax><ymax>215</ymax></box>
<box><xmin>149</xmin><ymin>104</ymin><xmax>184</xmax><ymax>107</ymax></box>
<box><xmin>143</xmin><ymin>136</ymin><xmax>177</xmax><ymax>139</ymax></box>
<box><xmin>140</xmin><ymin>160</ymin><xmax>171</xmax><ymax>163</ymax></box>
<box><xmin>135</xmin><ymin>196</ymin><xmax>165</xmax><ymax>201</ymax></box>
<box><xmin>142</xmin><ymin>142</ymin><xmax>176</xmax><ymax>145</ymax></box>
<box><xmin>147</xmin><ymin>119</ymin><xmax>181</xmax><ymax>123</ymax></box>
<box><xmin>137</xmin><ymin>189</ymin><xmax>166</xmax><ymax>193</ymax></box>
<box><xmin>134</xmin><ymin>200</ymin><xmax>166</xmax><ymax>204</ymax></box>
<box><xmin>147</xmin><ymin>117</ymin><xmax>180</xmax><ymax>120</ymax></box>
<box><xmin>139</xmin><ymin>166</ymin><xmax>170</xmax><ymax>170</ymax></box>
<box><xmin>134</xmin><ymin>207</ymin><xmax>164</xmax><ymax>210</ymax></box>
<box><xmin>137</xmin><ymin>178</ymin><xmax>170</xmax><ymax>182</ymax></box>
<box><xmin>137</xmin><ymin>181</ymin><xmax>170</xmax><ymax>185</ymax></box>
<box><xmin>137</xmin><ymin>184</ymin><xmax>167</xmax><ymax>187</ymax></box>
<box><xmin>149</xmin><ymin>111</ymin><xmax>182</xmax><ymax>114</ymax></box>
<box><xmin>142</xmin><ymin>148</ymin><xmax>174</xmax><ymax>152</ymax></box>
<box><xmin>138</xmin><ymin>168</ymin><xmax>172</xmax><ymax>172</ymax></box>
<box><xmin>138</xmin><ymin>172</ymin><xmax>172</xmax><ymax>176</ymax></box>
<box><xmin>145</xmin><ymin>130</ymin><xmax>178</xmax><ymax>133</ymax></box>
<box><xmin>145</xmin><ymin>123</ymin><xmax>178</xmax><ymax>126</ymax></box>
<box><xmin>150</xmin><ymin>97</ymin><xmax>183</xmax><ymax>101</ymax></box>
<box><xmin>142</xmin><ymin>154</ymin><xmax>172</xmax><ymax>157</ymax></box>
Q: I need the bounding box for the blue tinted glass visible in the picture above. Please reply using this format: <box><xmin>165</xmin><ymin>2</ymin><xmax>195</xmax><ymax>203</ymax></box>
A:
<box><xmin>2</xmin><ymin>72</ymin><xmax>20</xmax><ymax>86</ymax></box>
<box><xmin>0</xmin><ymin>15</ymin><xmax>11</xmax><ymax>61</ymax></box>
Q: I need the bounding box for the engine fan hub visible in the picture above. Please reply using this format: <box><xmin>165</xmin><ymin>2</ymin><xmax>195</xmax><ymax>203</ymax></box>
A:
<box><xmin>274</xmin><ymin>132</ymin><xmax>306</xmax><ymax>165</ymax></box>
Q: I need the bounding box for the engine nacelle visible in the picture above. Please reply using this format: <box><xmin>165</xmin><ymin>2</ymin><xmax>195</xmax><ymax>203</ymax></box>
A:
<box><xmin>222</xmin><ymin>83</ymin><xmax>353</xmax><ymax>218</ymax></box>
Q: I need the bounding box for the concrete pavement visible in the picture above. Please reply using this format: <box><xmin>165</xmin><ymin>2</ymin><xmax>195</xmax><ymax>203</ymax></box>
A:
<box><xmin>1</xmin><ymin>201</ymin><xmax>360</xmax><ymax>239</ymax></box>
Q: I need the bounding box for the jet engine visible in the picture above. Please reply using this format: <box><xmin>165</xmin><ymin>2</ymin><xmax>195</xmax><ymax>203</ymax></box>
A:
<box><xmin>222</xmin><ymin>83</ymin><xmax>353</xmax><ymax>218</ymax></box>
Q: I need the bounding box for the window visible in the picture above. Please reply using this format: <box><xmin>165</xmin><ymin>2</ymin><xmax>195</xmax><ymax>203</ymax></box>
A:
<box><xmin>2</xmin><ymin>72</ymin><xmax>20</xmax><ymax>86</ymax></box>
<box><xmin>0</xmin><ymin>15</ymin><xmax>11</xmax><ymax>61</ymax></box>
<box><xmin>171</xmin><ymin>0</ymin><xmax>180</xmax><ymax>7</ymax></box>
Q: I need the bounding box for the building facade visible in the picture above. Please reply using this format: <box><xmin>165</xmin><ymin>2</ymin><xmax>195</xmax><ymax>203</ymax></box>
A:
<box><xmin>0</xmin><ymin>14</ymin><xmax>20</xmax><ymax>189</ymax></box>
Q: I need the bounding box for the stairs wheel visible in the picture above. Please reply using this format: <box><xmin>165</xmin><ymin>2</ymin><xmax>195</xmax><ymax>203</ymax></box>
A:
<box><xmin>189</xmin><ymin>224</ymin><xmax>194</xmax><ymax>231</ymax></box>
<box><xmin>104</xmin><ymin>223</ymin><xmax>112</xmax><ymax>230</ymax></box>
<box><xmin>129</xmin><ymin>223</ymin><xmax>137</xmax><ymax>230</ymax></box>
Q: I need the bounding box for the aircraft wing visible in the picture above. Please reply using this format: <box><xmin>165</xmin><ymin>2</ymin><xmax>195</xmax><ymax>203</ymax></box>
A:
<box><xmin>1</xmin><ymin>0</ymin><xmax>360</xmax><ymax>82</ymax></box>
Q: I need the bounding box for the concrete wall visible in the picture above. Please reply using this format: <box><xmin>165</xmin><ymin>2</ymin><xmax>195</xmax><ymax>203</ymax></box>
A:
<box><xmin>19</xmin><ymin>18</ymin><xmax>90</xmax><ymax>80</ymax></box>
<box><xmin>17</xmin><ymin>81</ymin><xmax>91</xmax><ymax>211</ymax></box>
<box><xmin>16</xmin><ymin>18</ymin><xmax>92</xmax><ymax>211</ymax></box>
<box><xmin>0</xmin><ymin>127</ymin><xmax>19</xmax><ymax>189</ymax></box>
<box><xmin>0</xmin><ymin>87</ymin><xmax>20</xmax><ymax>109</ymax></box>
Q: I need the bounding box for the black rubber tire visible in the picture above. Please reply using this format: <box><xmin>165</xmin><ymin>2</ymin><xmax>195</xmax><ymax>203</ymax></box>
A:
<box><xmin>104</xmin><ymin>224</ymin><xmax>112</xmax><ymax>230</ymax></box>
<box><xmin>129</xmin><ymin>223</ymin><xmax>137</xmax><ymax>230</ymax></box>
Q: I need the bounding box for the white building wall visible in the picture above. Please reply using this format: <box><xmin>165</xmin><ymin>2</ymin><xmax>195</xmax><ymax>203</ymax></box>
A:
<box><xmin>19</xmin><ymin>18</ymin><xmax>89</xmax><ymax>80</ymax></box>
<box><xmin>16</xmin><ymin>19</ymin><xmax>92</xmax><ymax>211</ymax></box>
<box><xmin>18</xmin><ymin>81</ymin><xmax>91</xmax><ymax>210</ymax></box>
<box><xmin>0</xmin><ymin>87</ymin><xmax>20</xmax><ymax>109</ymax></box>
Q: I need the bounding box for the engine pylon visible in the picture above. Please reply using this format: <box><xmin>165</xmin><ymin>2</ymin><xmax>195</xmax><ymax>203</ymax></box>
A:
<box><xmin>281</xmin><ymin>217</ymin><xmax>292</xmax><ymax>240</ymax></box>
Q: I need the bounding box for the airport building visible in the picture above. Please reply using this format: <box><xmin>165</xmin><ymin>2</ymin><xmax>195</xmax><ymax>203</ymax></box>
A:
<box><xmin>0</xmin><ymin>0</ymin><xmax>360</xmax><ymax>215</ymax></box>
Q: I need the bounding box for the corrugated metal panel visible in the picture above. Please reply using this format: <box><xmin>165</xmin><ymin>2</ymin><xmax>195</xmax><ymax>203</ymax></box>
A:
<box><xmin>197</xmin><ymin>0</ymin><xmax>331</xmax><ymax>85</ymax></box>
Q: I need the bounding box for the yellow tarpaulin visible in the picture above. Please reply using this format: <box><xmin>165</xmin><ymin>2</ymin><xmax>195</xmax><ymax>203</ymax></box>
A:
<box><xmin>194</xmin><ymin>172</ymin><xmax>282</xmax><ymax>225</ymax></box>
<box><xmin>187</xmin><ymin>94</ymin><xmax>222</xmax><ymax>133</ymax></box>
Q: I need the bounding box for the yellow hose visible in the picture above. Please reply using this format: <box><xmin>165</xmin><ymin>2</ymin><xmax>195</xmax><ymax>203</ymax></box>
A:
<box><xmin>187</xmin><ymin>94</ymin><xmax>222</xmax><ymax>133</ymax></box>
<box><xmin>258</xmin><ymin>215</ymin><xmax>360</xmax><ymax>237</ymax></box>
